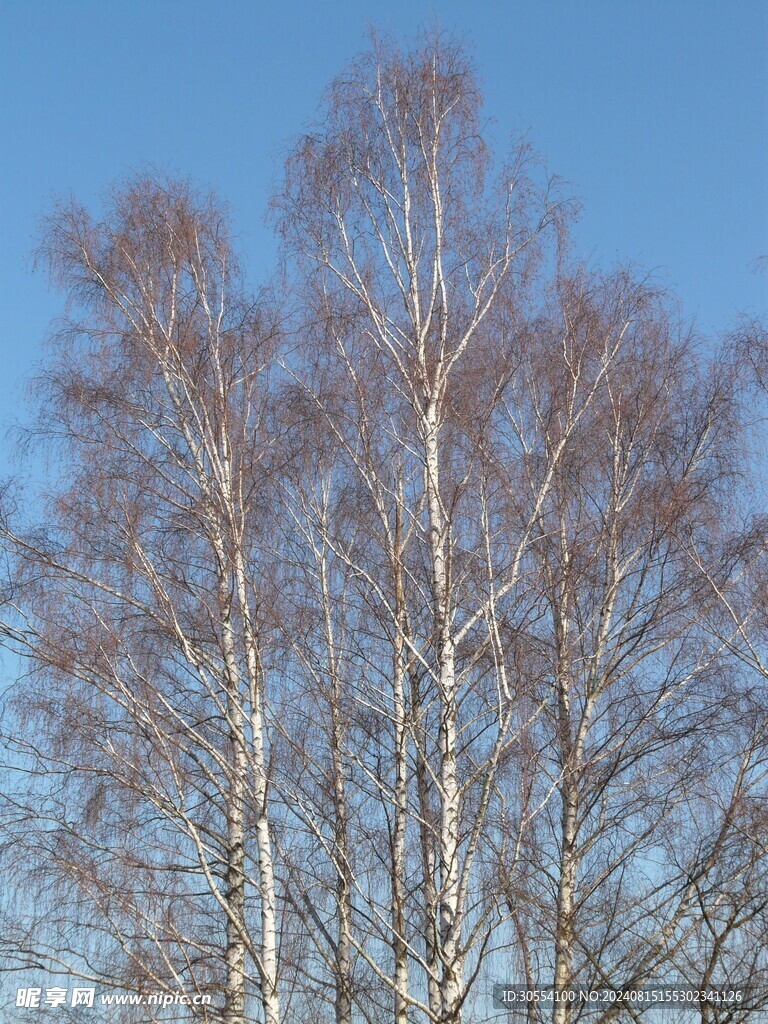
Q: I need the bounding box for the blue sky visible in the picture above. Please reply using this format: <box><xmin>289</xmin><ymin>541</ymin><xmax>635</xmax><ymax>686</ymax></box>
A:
<box><xmin>1</xmin><ymin>0</ymin><xmax>766</xmax><ymax>479</ymax></box>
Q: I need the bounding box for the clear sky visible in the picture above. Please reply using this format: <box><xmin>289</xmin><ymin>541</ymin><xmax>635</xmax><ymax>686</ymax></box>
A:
<box><xmin>1</xmin><ymin>0</ymin><xmax>766</xmax><ymax>479</ymax></box>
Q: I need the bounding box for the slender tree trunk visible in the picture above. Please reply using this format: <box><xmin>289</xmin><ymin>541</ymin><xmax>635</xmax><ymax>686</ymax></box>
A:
<box><xmin>553</xmin><ymin>769</ymin><xmax>578</xmax><ymax>1024</ymax></box>
<box><xmin>423</xmin><ymin>403</ymin><xmax>462</xmax><ymax>1024</ymax></box>
<box><xmin>410</xmin><ymin>647</ymin><xmax>441</xmax><ymax>1019</ymax></box>
<box><xmin>233</xmin><ymin>550</ymin><xmax>280</xmax><ymax>1024</ymax></box>
<box><xmin>224</xmin><ymin>715</ymin><xmax>247</xmax><ymax>1024</ymax></box>
<box><xmin>331</xmin><ymin>725</ymin><xmax>353</xmax><ymax>1024</ymax></box>
<box><xmin>318</xmin><ymin>548</ymin><xmax>353</xmax><ymax>1024</ymax></box>
<box><xmin>250</xmin><ymin>693</ymin><xmax>281</xmax><ymax>1024</ymax></box>
<box><xmin>219</xmin><ymin>570</ymin><xmax>248</xmax><ymax>1024</ymax></box>
<box><xmin>551</xmin><ymin>568</ymin><xmax>576</xmax><ymax>1024</ymax></box>
<box><xmin>392</xmin><ymin>507</ymin><xmax>410</xmax><ymax>1024</ymax></box>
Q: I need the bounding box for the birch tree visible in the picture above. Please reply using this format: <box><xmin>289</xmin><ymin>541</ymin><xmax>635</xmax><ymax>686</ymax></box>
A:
<box><xmin>274</xmin><ymin>32</ymin><xmax>573</xmax><ymax>1023</ymax></box>
<box><xmin>0</xmin><ymin>176</ymin><xmax>282</xmax><ymax>1024</ymax></box>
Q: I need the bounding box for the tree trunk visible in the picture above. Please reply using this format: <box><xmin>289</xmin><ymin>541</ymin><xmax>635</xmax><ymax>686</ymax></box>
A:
<box><xmin>423</xmin><ymin>403</ymin><xmax>462</xmax><ymax>1024</ymax></box>
<box><xmin>392</xmin><ymin>518</ymin><xmax>410</xmax><ymax>1024</ymax></box>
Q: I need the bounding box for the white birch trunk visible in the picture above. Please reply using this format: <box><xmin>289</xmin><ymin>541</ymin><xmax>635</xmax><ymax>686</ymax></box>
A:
<box><xmin>423</xmin><ymin>402</ymin><xmax>462</xmax><ymax>1024</ymax></box>
<box><xmin>392</xmin><ymin>516</ymin><xmax>410</xmax><ymax>1024</ymax></box>
<box><xmin>218</xmin><ymin>569</ymin><xmax>248</xmax><ymax>1024</ymax></box>
<box><xmin>233</xmin><ymin>550</ymin><xmax>280</xmax><ymax>1024</ymax></box>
